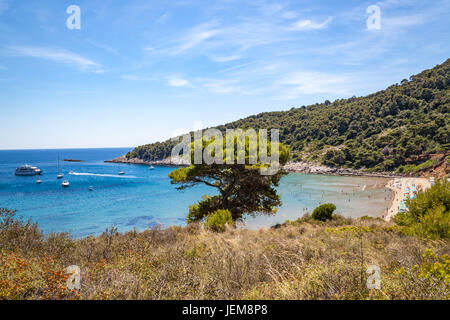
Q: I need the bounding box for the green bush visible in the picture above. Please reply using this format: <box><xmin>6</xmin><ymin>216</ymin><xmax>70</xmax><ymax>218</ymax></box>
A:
<box><xmin>203</xmin><ymin>209</ymin><xmax>234</xmax><ymax>232</ymax></box>
<box><xmin>394</xmin><ymin>179</ymin><xmax>450</xmax><ymax>239</ymax></box>
<box><xmin>312</xmin><ymin>203</ymin><xmax>337</xmax><ymax>222</ymax></box>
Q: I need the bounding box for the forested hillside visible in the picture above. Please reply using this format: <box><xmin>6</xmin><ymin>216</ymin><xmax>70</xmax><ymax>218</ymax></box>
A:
<box><xmin>127</xmin><ymin>59</ymin><xmax>450</xmax><ymax>172</ymax></box>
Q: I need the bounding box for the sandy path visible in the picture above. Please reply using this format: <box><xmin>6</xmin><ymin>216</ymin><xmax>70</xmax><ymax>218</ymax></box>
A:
<box><xmin>384</xmin><ymin>177</ymin><xmax>432</xmax><ymax>221</ymax></box>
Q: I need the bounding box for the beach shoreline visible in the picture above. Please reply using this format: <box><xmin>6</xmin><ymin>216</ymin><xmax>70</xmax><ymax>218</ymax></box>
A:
<box><xmin>384</xmin><ymin>177</ymin><xmax>432</xmax><ymax>221</ymax></box>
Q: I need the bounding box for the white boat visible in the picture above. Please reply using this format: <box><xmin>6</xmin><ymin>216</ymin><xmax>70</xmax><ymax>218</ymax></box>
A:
<box><xmin>149</xmin><ymin>165</ymin><xmax>154</xmax><ymax>170</ymax></box>
<box><xmin>118</xmin><ymin>171</ymin><xmax>125</xmax><ymax>175</ymax></box>
<box><xmin>62</xmin><ymin>180</ymin><xmax>70</xmax><ymax>188</ymax></box>
<box><xmin>31</xmin><ymin>166</ymin><xmax>42</xmax><ymax>175</ymax></box>
<box><xmin>36</xmin><ymin>177</ymin><xmax>42</xmax><ymax>184</ymax></box>
<box><xmin>15</xmin><ymin>164</ymin><xmax>42</xmax><ymax>176</ymax></box>
<box><xmin>57</xmin><ymin>156</ymin><xmax>64</xmax><ymax>179</ymax></box>
<box><xmin>89</xmin><ymin>186</ymin><xmax>94</xmax><ymax>191</ymax></box>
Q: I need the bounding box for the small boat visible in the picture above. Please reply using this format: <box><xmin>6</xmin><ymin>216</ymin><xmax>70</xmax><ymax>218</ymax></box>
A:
<box><xmin>69</xmin><ymin>171</ymin><xmax>74</xmax><ymax>175</ymax></box>
<box><xmin>149</xmin><ymin>165</ymin><xmax>154</xmax><ymax>170</ymax></box>
<box><xmin>36</xmin><ymin>177</ymin><xmax>42</xmax><ymax>184</ymax></box>
<box><xmin>89</xmin><ymin>186</ymin><xmax>94</xmax><ymax>191</ymax></box>
<box><xmin>15</xmin><ymin>164</ymin><xmax>42</xmax><ymax>176</ymax></box>
<box><xmin>57</xmin><ymin>156</ymin><xmax>64</xmax><ymax>179</ymax></box>
<box><xmin>62</xmin><ymin>180</ymin><xmax>70</xmax><ymax>188</ymax></box>
<box><xmin>118</xmin><ymin>164</ymin><xmax>125</xmax><ymax>175</ymax></box>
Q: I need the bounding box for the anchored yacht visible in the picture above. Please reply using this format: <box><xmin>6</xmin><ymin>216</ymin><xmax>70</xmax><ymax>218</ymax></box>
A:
<box><xmin>57</xmin><ymin>156</ymin><xmax>64</xmax><ymax>179</ymax></box>
<box><xmin>15</xmin><ymin>165</ymin><xmax>42</xmax><ymax>176</ymax></box>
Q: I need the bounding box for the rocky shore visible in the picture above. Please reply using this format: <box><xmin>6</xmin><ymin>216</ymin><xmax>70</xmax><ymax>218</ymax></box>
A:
<box><xmin>105</xmin><ymin>155</ymin><xmax>190</xmax><ymax>166</ymax></box>
<box><xmin>282</xmin><ymin>161</ymin><xmax>401</xmax><ymax>178</ymax></box>
<box><xmin>106</xmin><ymin>156</ymin><xmax>401</xmax><ymax>178</ymax></box>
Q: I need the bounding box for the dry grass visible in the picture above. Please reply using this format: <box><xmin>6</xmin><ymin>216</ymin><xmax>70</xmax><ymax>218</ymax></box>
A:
<box><xmin>0</xmin><ymin>209</ymin><xmax>449</xmax><ymax>300</ymax></box>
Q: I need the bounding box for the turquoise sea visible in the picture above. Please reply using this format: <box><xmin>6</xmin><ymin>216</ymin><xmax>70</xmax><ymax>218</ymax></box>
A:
<box><xmin>0</xmin><ymin>148</ymin><xmax>392</xmax><ymax>237</ymax></box>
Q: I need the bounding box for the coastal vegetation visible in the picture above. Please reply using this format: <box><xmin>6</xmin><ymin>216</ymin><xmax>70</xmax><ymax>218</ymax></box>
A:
<box><xmin>126</xmin><ymin>59</ymin><xmax>450</xmax><ymax>172</ymax></box>
<box><xmin>394</xmin><ymin>179</ymin><xmax>450</xmax><ymax>239</ymax></box>
<box><xmin>169</xmin><ymin>133</ymin><xmax>290</xmax><ymax>222</ymax></box>
<box><xmin>0</xmin><ymin>182</ymin><xmax>448</xmax><ymax>300</ymax></box>
<box><xmin>311</xmin><ymin>203</ymin><xmax>337</xmax><ymax>222</ymax></box>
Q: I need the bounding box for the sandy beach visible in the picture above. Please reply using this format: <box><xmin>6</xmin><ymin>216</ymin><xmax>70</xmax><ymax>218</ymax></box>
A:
<box><xmin>384</xmin><ymin>177</ymin><xmax>432</xmax><ymax>221</ymax></box>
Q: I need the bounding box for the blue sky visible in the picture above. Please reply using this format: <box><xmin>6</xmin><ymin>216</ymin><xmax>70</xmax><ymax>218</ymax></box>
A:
<box><xmin>0</xmin><ymin>0</ymin><xmax>449</xmax><ymax>149</ymax></box>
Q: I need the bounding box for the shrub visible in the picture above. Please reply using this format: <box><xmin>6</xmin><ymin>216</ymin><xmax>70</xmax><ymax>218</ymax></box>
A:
<box><xmin>203</xmin><ymin>209</ymin><xmax>233</xmax><ymax>232</ymax></box>
<box><xmin>394</xmin><ymin>179</ymin><xmax>450</xmax><ymax>239</ymax></box>
<box><xmin>312</xmin><ymin>203</ymin><xmax>336</xmax><ymax>222</ymax></box>
<box><xmin>407</xmin><ymin>179</ymin><xmax>450</xmax><ymax>221</ymax></box>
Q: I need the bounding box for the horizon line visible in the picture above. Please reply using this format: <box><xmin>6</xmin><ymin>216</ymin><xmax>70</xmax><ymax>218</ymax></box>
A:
<box><xmin>0</xmin><ymin>146</ymin><xmax>134</xmax><ymax>151</ymax></box>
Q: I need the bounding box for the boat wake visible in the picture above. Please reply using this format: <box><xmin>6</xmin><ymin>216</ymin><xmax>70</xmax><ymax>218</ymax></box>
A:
<box><xmin>69</xmin><ymin>172</ymin><xmax>138</xmax><ymax>179</ymax></box>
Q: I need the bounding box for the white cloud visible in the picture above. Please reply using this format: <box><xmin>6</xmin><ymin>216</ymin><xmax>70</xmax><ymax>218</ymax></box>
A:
<box><xmin>167</xmin><ymin>75</ymin><xmax>189</xmax><ymax>87</ymax></box>
<box><xmin>290</xmin><ymin>17</ymin><xmax>333</xmax><ymax>30</ymax></box>
<box><xmin>173</xmin><ymin>22</ymin><xmax>220</xmax><ymax>54</ymax></box>
<box><xmin>7</xmin><ymin>46</ymin><xmax>101</xmax><ymax>72</ymax></box>
<box><xmin>209</xmin><ymin>54</ymin><xmax>242</xmax><ymax>62</ymax></box>
<box><xmin>382</xmin><ymin>14</ymin><xmax>425</xmax><ymax>29</ymax></box>
<box><xmin>277</xmin><ymin>72</ymin><xmax>350</xmax><ymax>98</ymax></box>
<box><xmin>198</xmin><ymin>78</ymin><xmax>247</xmax><ymax>94</ymax></box>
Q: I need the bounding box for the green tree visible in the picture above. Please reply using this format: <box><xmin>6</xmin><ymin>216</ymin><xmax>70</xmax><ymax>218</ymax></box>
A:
<box><xmin>312</xmin><ymin>203</ymin><xmax>337</xmax><ymax>221</ymax></box>
<box><xmin>169</xmin><ymin>132</ymin><xmax>290</xmax><ymax>223</ymax></box>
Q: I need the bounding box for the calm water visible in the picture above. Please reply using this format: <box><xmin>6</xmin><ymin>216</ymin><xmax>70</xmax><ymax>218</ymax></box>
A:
<box><xmin>0</xmin><ymin>148</ymin><xmax>392</xmax><ymax>237</ymax></box>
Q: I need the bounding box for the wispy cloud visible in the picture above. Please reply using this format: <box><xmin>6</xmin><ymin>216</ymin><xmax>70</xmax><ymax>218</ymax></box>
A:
<box><xmin>167</xmin><ymin>75</ymin><xmax>189</xmax><ymax>87</ymax></box>
<box><xmin>276</xmin><ymin>72</ymin><xmax>350</xmax><ymax>98</ymax></box>
<box><xmin>382</xmin><ymin>14</ymin><xmax>425</xmax><ymax>29</ymax></box>
<box><xmin>198</xmin><ymin>78</ymin><xmax>244</xmax><ymax>94</ymax></box>
<box><xmin>7</xmin><ymin>46</ymin><xmax>102</xmax><ymax>72</ymax></box>
<box><xmin>290</xmin><ymin>17</ymin><xmax>333</xmax><ymax>30</ymax></box>
<box><xmin>209</xmin><ymin>54</ymin><xmax>242</xmax><ymax>63</ymax></box>
<box><xmin>173</xmin><ymin>22</ymin><xmax>220</xmax><ymax>54</ymax></box>
<box><xmin>86</xmin><ymin>40</ymin><xmax>122</xmax><ymax>57</ymax></box>
<box><xmin>148</xmin><ymin>11</ymin><xmax>334</xmax><ymax>62</ymax></box>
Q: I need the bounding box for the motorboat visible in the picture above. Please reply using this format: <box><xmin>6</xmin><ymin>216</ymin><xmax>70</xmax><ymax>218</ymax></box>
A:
<box><xmin>36</xmin><ymin>177</ymin><xmax>42</xmax><ymax>184</ymax></box>
<box><xmin>118</xmin><ymin>171</ymin><xmax>125</xmax><ymax>175</ymax></box>
<box><xmin>149</xmin><ymin>165</ymin><xmax>154</xmax><ymax>170</ymax></box>
<box><xmin>15</xmin><ymin>165</ymin><xmax>42</xmax><ymax>176</ymax></box>
<box><xmin>89</xmin><ymin>186</ymin><xmax>94</xmax><ymax>191</ymax></box>
<box><xmin>62</xmin><ymin>180</ymin><xmax>70</xmax><ymax>188</ymax></box>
